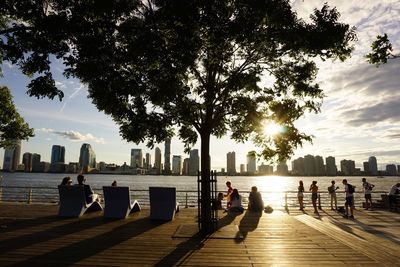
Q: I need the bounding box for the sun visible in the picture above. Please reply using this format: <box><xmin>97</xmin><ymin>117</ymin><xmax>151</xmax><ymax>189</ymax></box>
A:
<box><xmin>263</xmin><ymin>122</ymin><xmax>284</xmax><ymax>136</ymax></box>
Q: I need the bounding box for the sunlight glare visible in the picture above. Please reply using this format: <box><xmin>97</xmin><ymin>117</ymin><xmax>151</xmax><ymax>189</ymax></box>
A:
<box><xmin>263</xmin><ymin>122</ymin><xmax>284</xmax><ymax>136</ymax></box>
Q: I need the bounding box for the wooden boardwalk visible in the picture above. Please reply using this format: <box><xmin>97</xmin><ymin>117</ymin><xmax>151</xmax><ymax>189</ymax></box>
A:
<box><xmin>0</xmin><ymin>204</ymin><xmax>400</xmax><ymax>266</ymax></box>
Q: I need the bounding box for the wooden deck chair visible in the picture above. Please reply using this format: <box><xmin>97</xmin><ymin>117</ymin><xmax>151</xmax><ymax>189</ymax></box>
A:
<box><xmin>149</xmin><ymin>187</ymin><xmax>180</xmax><ymax>220</ymax></box>
<box><xmin>58</xmin><ymin>185</ymin><xmax>103</xmax><ymax>217</ymax></box>
<box><xmin>103</xmin><ymin>186</ymin><xmax>141</xmax><ymax>219</ymax></box>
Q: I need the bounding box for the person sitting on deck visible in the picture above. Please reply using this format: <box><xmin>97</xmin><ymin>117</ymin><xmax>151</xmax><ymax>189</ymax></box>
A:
<box><xmin>229</xmin><ymin>189</ymin><xmax>244</xmax><ymax>213</ymax></box>
<box><xmin>213</xmin><ymin>192</ymin><xmax>224</xmax><ymax>210</ymax></box>
<box><xmin>248</xmin><ymin>186</ymin><xmax>264</xmax><ymax>212</ymax></box>
<box><xmin>76</xmin><ymin>174</ymin><xmax>99</xmax><ymax>204</ymax></box>
<box><xmin>60</xmin><ymin>176</ymin><xmax>73</xmax><ymax>186</ymax></box>
<box><xmin>388</xmin><ymin>183</ymin><xmax>400</xmax><ymax>211</ymax></box>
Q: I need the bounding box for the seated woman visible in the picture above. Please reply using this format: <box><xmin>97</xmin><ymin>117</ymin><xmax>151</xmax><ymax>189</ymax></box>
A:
<box><xmin>213</xmin><ymin>192</ymin><xmax>224</xmax><ymax>210</ymax></box>
<box><xmin>60</xmin><ymin>176</ymin><xmax>72</xmax><ymax>186</ymax></box>
<box><xmin>248</xmin><ymin>186</ymin><xmax>264</xmax><ymax>211</ymax></box>
<box><xmin>229</xmin><ymin>189</ymin><xmax>244</xmax><ymax>213</ymax></box>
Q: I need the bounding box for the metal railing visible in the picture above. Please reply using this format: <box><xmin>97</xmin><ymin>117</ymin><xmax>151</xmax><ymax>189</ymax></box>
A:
<box><xmin>0</xmin><ymin>185</ymin><xmax>390</xmax><ymax>209</ymax></box>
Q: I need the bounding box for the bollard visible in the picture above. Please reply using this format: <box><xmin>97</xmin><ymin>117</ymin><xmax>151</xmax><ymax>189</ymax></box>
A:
<box><xmin>185</xmin><ymin>193</ymin><xmax>188</xmax><ymax>208</ymax></box>
<box><xmin>27</xmin><ymin>188</ymin><xmax>33</xmax><ymax>204</ymax></box>
<box><xmin>284</xmin><ymin>193</ymin><xmax>288</xmax><ymax>211</ymax></box>
<box><xmin>318</xmin><ymin>193</ymin><xmax>322</xmax><ymax>210</ymax></box>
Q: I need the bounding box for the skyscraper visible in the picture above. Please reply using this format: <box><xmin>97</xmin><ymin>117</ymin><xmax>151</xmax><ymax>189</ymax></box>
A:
<box><xmin>340</xmin><ymin>159</ymin><xmax>355</xmax><ymax>175</ymax></box>
<box><xmin>172</xmin><ymin>155</ymin><xmax>182</xmax><ymax>175</ymax></box>
<box><xmin>154</xmin><ymin>147</ymin><xmax>162</xmax><ymax>174</ymax></box>
<box><xmin>31</xmin><ymin>153</ymin><xmax>41</xmax><ymax>172</ymax></box>
<box><xmin>226</xmin><ymin>152</ymin><xmax>236</xmax><ymax>175</ymax></box>
<box><xmin>164</xmin><ymin>139</ymin><xmax>171</xmax><ymax>174</ymax></box>
<box><xmin>363</xmin><ymin>162</ymin><xmax>370</xmax><ymax>175</ymax></box>
<box><xmin>79</xmin><ymin>143</ymin><xmax>96</xmax><ymax>171</ymax></box>
<box><xmin>51</xmin><ymin>145</ymin><xmax>65</xmax><ymax>164</ymax></box>
<box><xmin>22</xmin><ymin>152</ymin><xmax>33</xmax><ymax>172</ymax></box>
<box><xmin>304</xmin><ymin>154</ymin><xmax>315</xmax><ymax>176</ymax></box>
<box><xmin>145</xmin><ymin>153</ymin><xmax>151</xmax><ymax>169</ymax></box>
<box><xmin>368</xmin><ymin>156</ymin><xmax>378</xmax><ymax>176</ymax></box>
<box><xmin>276</xmin><ymin>161</ymin><xmax>288</xmax><ymax>175</ymax></box>
<box><xmin>189</xmin><ymin>149</ymin><xmax>200</xmax><ymax>175</ymax></box>
<box><xmin>2</xmin><ymin>140</ymin><xmax>22</xmax><ymax>171</ymax></box>
<box><xmin>246</xmin><ymin>151</ymin><xmax>256</xmax><ymax>173</ymax></box>
<box><xmin>314</xmin><ymin>155</ymin><xmax>325</xmax><ymax>175</ymax></box>
<box><xmin>130</xmin><ymin>148</ymin><xmax>143</xmax><ymax>168</ymax></box>
<box><xmin>325</xmin><ymin>156</ymin><xmax>337</xmax><ymax>176</ymax></box>
<box><xmin>292</xmin><ymin>157</ymin><xmax>305</xmax><ymax>175</ymax></box>
<box><xmin>182</xmin><ymin>158</ymin><xmax>189</xmax><ymax>175</ymax></box>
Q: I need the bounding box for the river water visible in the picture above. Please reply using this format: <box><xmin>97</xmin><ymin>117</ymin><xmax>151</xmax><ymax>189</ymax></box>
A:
<box><xmin>1</xmin><ymin>172</ymin><xmax>399</xmax><ymax>208</ymax></box>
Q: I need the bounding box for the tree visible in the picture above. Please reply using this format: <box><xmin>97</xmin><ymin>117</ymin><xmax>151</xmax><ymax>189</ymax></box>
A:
<box><xmin>0</xmin><ymin>0</ymin><xmax>355</xmax><ymax>232</ymax></box>
<box><xmin>366</xmin><ymin>33</ymin><xmax>399</xmax><ymax>66</ymax></box>
<box><xmin>0</xmin><ymin>86</ymin><xmax>34</xmax><ymax>148</ymax></box>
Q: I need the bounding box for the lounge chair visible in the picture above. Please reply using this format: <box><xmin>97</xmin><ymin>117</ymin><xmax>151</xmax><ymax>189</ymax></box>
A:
<box><xmin>103</xmin><ymin>186</ymin><xmax>141</xmax><ymax>219</ymax></box>
<box><xmin>149</xmin><ymin>187</ymin><xmax>180</xmax><ymax>220</ymax></box>
<box><xmin>58</xmin><ymin>185</ymin><xmax>103</xmax><ymax>217</ymax></box>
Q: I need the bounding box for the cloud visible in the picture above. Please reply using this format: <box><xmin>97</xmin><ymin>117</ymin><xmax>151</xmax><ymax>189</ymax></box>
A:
<box><xmin>36</xmin><ymin>128</ymin><xmax>105</xmax><ymax>144</ymax></box>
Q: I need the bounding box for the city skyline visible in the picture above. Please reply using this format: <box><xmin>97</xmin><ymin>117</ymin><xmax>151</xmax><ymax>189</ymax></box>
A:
<box><xmin>1</xmin><ymin>1</ymin><xmax>400</xmax><ymax>170</ymax></box>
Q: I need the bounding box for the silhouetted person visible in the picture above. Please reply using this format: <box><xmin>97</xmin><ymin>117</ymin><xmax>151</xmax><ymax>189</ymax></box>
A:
<box><xmin>213</xmin><ymin>192</ymin><xmax>224</xmax><ymax>210</ymax></box>
<box><xmin>225</xmin><ymin>181</ymin><xmax>233</xmax><ymax>209</ymax></box>
<box><xmin>111</xmin><ymin>180</ymin><xmax>117</xmax><ymax>187</ymax></box>
<box><xmin>248</xmin><ymin>186</ymin><xmax>264</xmax><ymax>211</ymax></box>
<box><xmin>60</xmin><ymin>176</ymin><xmax>72</xmax><ymax>186</ymax></box>
<box><xmin>76</xmin><ymin>174</ymin><xmax>99</xmax><ymax>203</ymax></box>
<box><xmin>309</xmin><ymin>181</ymin><xmax>319</xmax><ymax>215</ymax></box>
<box><xmin>388</xmin><ymin>183</ymin><xmax>400</xmax><ymax>211</ymax></box>
<box><xmin>362</xmin><ymin>178</ymin><xmax>374</xmax><ymax>210</ymax></box>
<box><xmin>342</xmin><ymin>179</ymin><xmax>354</xmax><ymax>219</ymax></box>
<box><xmin>328</xmin><ymin>180</ymin><xmax>339</xmax><ymax>210</ymax></box>
<box><xmin>297</xmin><ymin>180</ymin><xmax>305</xmax><ymax>211</ymax></box>
<box><xmin>229</xmin><ymin>189</ymin><xmax>244</xmax><ymax>213</ymax></box>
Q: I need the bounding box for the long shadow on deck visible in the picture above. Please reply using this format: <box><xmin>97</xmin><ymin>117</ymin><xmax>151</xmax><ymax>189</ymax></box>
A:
<box><xmin>238</xmin><ymin>210</ymin><xmax>262</xmax><ymax>241</ymax></box>
<box><xmin>9</xmin><ymin>217</ymin><xmax>164</xmax><ymax>267</ymax></box>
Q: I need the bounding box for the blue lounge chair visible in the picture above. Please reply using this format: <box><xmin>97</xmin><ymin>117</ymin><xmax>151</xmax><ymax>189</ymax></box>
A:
<box><xmin>149</xmin><ymin>187</ymin><xmax>180</xmax><ymax>220</ymax></box>
<box><xmin>103</xmin><ymin>186</ymin><xmax>141</xmax><ymax>219</ymax></box>
<box><xmin>58</xmin><ymin>185</ymin><xmax>103</xmax><ymax>217</ymax></box>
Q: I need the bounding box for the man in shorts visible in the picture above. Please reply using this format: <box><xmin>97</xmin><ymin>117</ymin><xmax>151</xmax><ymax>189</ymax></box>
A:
<box><xmin>362</xmin><ymin>178</ymin><xmax>374</xmax><ymax>210</ymax></box>
<box><xmin>342</xmin><ymin>179</ymin><xmax>354</xmax><ymax>219</ymax></box>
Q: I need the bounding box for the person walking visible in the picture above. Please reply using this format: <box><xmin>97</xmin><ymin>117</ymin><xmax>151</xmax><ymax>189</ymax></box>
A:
<box><xmin>328</xmin><ymin>180</ymin><xmax>339</xmax><ymax>210</ymax></box>
<box><xmin>297</xmin><ymin>180</ymin><xmax>305</xmax><ymax>211</ymax></box>
<box><xmin>362</xmin><ymin>178</ymin><xmax>374</xmax><ymax>210</ymax></box>
<box><xmin>342</xmin><ymin>179</ymin><xmax>354</xmax><ymax>219</ymax></box>
<box><xmin>309</xmin><ymin>181</ymin><xmax>319</xmax><ymax>215</ymax></box>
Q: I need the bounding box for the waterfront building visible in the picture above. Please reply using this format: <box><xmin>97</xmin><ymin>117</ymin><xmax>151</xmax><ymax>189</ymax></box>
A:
<box><xmin>221</xmin><ymin>168</ymin><xmax>225</xmax><ymax>173</ymax></box>
<box><xmin>368</xmin><ymin>156</ymin><xmax>378</xmax><ymax>176</ymax></box>
<box><xmin>246</xmin><ymin>151</ymin><xmax>257</xmax><ymax>174</ymax></box>
<box><xmin>340</xmin><ymin>159</ymin><xmax>355</xmax><ymax>176</ymax></box>
<box><xmin>145</xmin><ymin>153</ymin><xmax>151</xmax><ymax>169</ymax></box>
<box><xmin>172</xmin><ymin>155</ymin><xmax>182</xmax><ymax>175</ymax></box>
<box><xmin>31</xmin><ymin>153</ymin><xmax>41</xmax><ymax>172</ymax></box>
<box><xmin>325</xmin><ymin>156</ymin><xmax>337</xmax><ymax>176</ymax></box>
<box><xmin>363</xmin><ymin>161</ymin><xmax>370</xmax><ymax>175</ymax></box>
<box><xmin>386</xmin><ymin>164</ymin><xmax>397</xmax><ymax>176</ymax></box>
<box><xmin>51</xmin><ymin>145</ymin><xmax>65</xmax><ymax>164</ymax></box>
<box><xmin>226</xmin><ymin>152</ymin><xmax>236</xmax><ymax>175</ymax></box>
<box><xmin>258</xmin><ymin>163</ymin><xmax>273</xmax><ymax>175</ymax></box>
<box><xmin>314</xmin><ymin>155</ymin><xmax>325</xmax><ymax>175</ymax></box>
<box><xmin>2</xmin><ymin>140</ymin><xmax>22</xmax><ymax>171</ymax></box>
<box><xmin>130</xmin><ymin>148</ymin><xmax>143</xmax><ymax>168</ymax></box>
<box><xmin>304</xmin><ymin>155</ymin><xmax>315</xmax><ymax>176</ymax></box>
<box><xmin>22</xmin><ymin>152</ymin><xmax>33</xmax><ymax>172</ymax></box>
<box><xmin>36</xmin><ymin>161</ymin><xmax>51</xmax><ymax>172</ymax></box>
<box><xmin>189</xmin><ymin>149</ymin><xmax>200</xmax><ymax>176</ymax></box>
<box><xmin>291</xmin><ymin>157</ymin><xmax>305</xmax><ymax>176</ymax></box>
<box><xmin>67</xmin><ymin>162</ymin><xmax>79</xmax><ymax>173</ymax></box>
<box><xmin>240</xmin><ymin>164</ymin><xmax>245</xmax><ymax>174</ymax></box>
<box><xmin>154</xmin><ymin>147</ymin><xmax>162</xmax><ymax>174</ymax></box>
<box><xmin>182</xmin><ymin>158</ymin><xmax>189</xmax><ymax>175</ymax></box>
<box><xmin>276</xmin><ymin>162</ymin><xmax>288</xmax><ymax>175</ymax></box>
<box><xmin>79</xmin><ymin>144</ymin><xmax>96</xmax><ymax>172</ymax></box>
<box><xmin>164</xmin><ymin>139</ymin><xmax>171</xmax><ymax>174</ymax></box>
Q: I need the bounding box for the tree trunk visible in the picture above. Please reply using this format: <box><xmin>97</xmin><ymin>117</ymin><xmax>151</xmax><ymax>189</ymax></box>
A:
<box><xmin>200</xmin><ymin>131</ymin><xmax>213</xmax><ymax>233</ymax></box>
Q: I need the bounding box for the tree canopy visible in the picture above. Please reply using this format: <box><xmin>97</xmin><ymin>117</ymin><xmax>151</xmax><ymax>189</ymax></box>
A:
<box><xmin>366</xmin><ymin>33</ymin><xmax>399</xmax><ymax>66</ymax></box>
<box><xmin>0</xmin><ymin>86</ymin><xmax>34</xmax><ymax>148</ymax></box>
<box><xmin>0</xmin><ymin>0</ymin><xmax>356</xmax><ymax>161</ymax></box>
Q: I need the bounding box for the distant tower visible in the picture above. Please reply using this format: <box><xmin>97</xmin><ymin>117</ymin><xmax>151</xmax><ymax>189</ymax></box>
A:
<box><xmin>325</xmin><ymin>156</ymin><xmax>337</xmax><ymax>176</ymax></box>
<box><xmin>314</xmin><ymin>155</ymin><xmax>325</xmax><ymax>175</ymax></box>
<box><xmin>2</xmin><ymin>140</ymin><xmax>22</xmax><ymax>171</ymax></box>
<box><xmin>368</xmin><ymin>156</ymin><xmax>378</xmax><ymax>176</ymax></box>
<box><xmin>154</xmin><ymin>147</ymin><xmax>162</xmax><ymax>174</ymax></box>
<box><xmin>226</xmin><ymin>152</ymin><xmax>236</xmax><ymax>175</ymax></box>
<box><xmin>189</xmin><ymin>149</ymin><xmax>200</xmax><ymax>175</ymax></box>
<box><xmin>292</xmin><ymin>157</ymin><xmax>305</xmax><ymax>175</ymax></box>
<box><xmin>164</xmin><ymin>139</ymin><xmax>171</xmax><ymax>174</ymax></box>
<box><xmin>182</xmin><ymin>158</ymin><xmax>189</xmax><ymax>175</ymax></box>
<box><xmin>79</xmin><ymin>144</ymin><xmax>96</xmax><ymax>172</ymax></box>
<box><xmin>172</xmin><ymin>155</ymin><xmax>182</xmax><ymax>175</ymax></box>
<box><xmin>246</xmin><ymin>151</ymin><xmax>256</xmax><ymax>173</ymax></box>
<box><xmin>340</xmin><ymin>159</ymin><xmax>355</xmax><ymax>175</ymax></box>
<box><xmin>130</xmin><ymin>148</ymin><xmax>143</xmax><ymax>168</ymax></box>
<box><xmin>145</xmin><ymin>153</ymin><xmax>151</xmax><ymax>169</ymax></box>
<box><xmin>240</xmin><ymin>164</ymin><xmax>246</xmax><ymax>173</ymax></box>
<box><xmin>276</xmin><ymin>161</ymin><xmax>288</xmax><ymax>175</ymax></box>
<box><xmin>22</xmin><ymin>152</ymin><xmax>33</xmax><ymax>172</ymax></box>
<box><xmin>51</xmin><ymin>145</ymin><xmax>65</xmax><ymax>164</ymax></box>
<box><xmin>31</xmin><ymin>153</ymin><xmax>41</xmax><ymax>172</ymax></box>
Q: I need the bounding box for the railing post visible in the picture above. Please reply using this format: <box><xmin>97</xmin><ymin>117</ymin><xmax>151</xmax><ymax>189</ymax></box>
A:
<box><xmin>185</xmin><ymin>193</ymin><xmax>188</xmax><ymax>208</ymax></box>
<box><xmin>27</xmin><ymin>188</ymin><xmax>33</xmax><ymax>204</ymax></box>
<box><xmin>284</xmin><ymin>192</ymin><xmax>288</xmax><ymax>210</ymax></box>
<box><xmin>318</xmin><ymin>193</ymin><xmax>322</xmax><ymax>210</ymax></box>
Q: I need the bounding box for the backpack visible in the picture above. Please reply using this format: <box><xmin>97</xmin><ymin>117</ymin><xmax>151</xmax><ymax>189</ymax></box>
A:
<box><xmin>368</xmin><ymin>183</ymin><xmax>374</xmax><ymax>191</ymax></box>
<box><xmin>328</xmin><ymin>185</ymin><xmax>335</xmax><ymax>194</ymax></box>
<box><xmin>348</xmin><ymin>184</ymin><xmax>355</xmax><ymax>194</ymax></box>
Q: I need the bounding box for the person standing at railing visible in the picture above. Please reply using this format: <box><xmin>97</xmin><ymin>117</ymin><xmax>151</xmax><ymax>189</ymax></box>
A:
<box><xmin>328</xmin><ymin>180</ymin><xmax>339</xmax><ymax>210</ymax></box>
<box><xmin>342</xmin><ymin>179</ymin><xmax>354</xmax><ymax>219</ymax></box>
<box><xmin>309</xmin><ymin>181</ymin><xmax>319</xmax><ymax>215</ymax></box>
<box><xmin>362</xmin><ymin>178</ymin><xmax>374</xmax><ymax>211</ymax></box>
<box><xmin>297</xmin><ymin>180</ymin><xmax>305</xmax><ymax>211</ymax></box>
<box><xmin>224</xmin><ymin>181</ymin><xmax>233</xmax><ymax>210</ymax></box>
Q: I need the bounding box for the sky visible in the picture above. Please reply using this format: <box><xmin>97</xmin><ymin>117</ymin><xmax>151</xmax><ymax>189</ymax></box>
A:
<box><xmin>1</xmin><ymin>0</ymin><xmax>400</xmax><ymax>171</ymax></box>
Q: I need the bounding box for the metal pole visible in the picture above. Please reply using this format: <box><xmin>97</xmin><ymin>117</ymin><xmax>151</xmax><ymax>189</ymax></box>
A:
<box><xmin>284</xmin><ymin>192</ymin><xmax>288</xmax><ymax>210</ymax></box>
<box><xmin>318</xmin><ymin>193</ymin><xmax>322</xmax><ymax>210</ymax></box>
<box><xmin>0</xmin><ymin>176</ymin><xmax>2</xmax><ymax>203</ymax></box>
<box><xmin>185</xmin><ymin>193</ymin><xmax>188</xmax><ymax>208</ymax></box>
<box><xmin>27</xmin><ymin>188</ymin><xmax>32</xmax><ymax>204</ymax></box>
